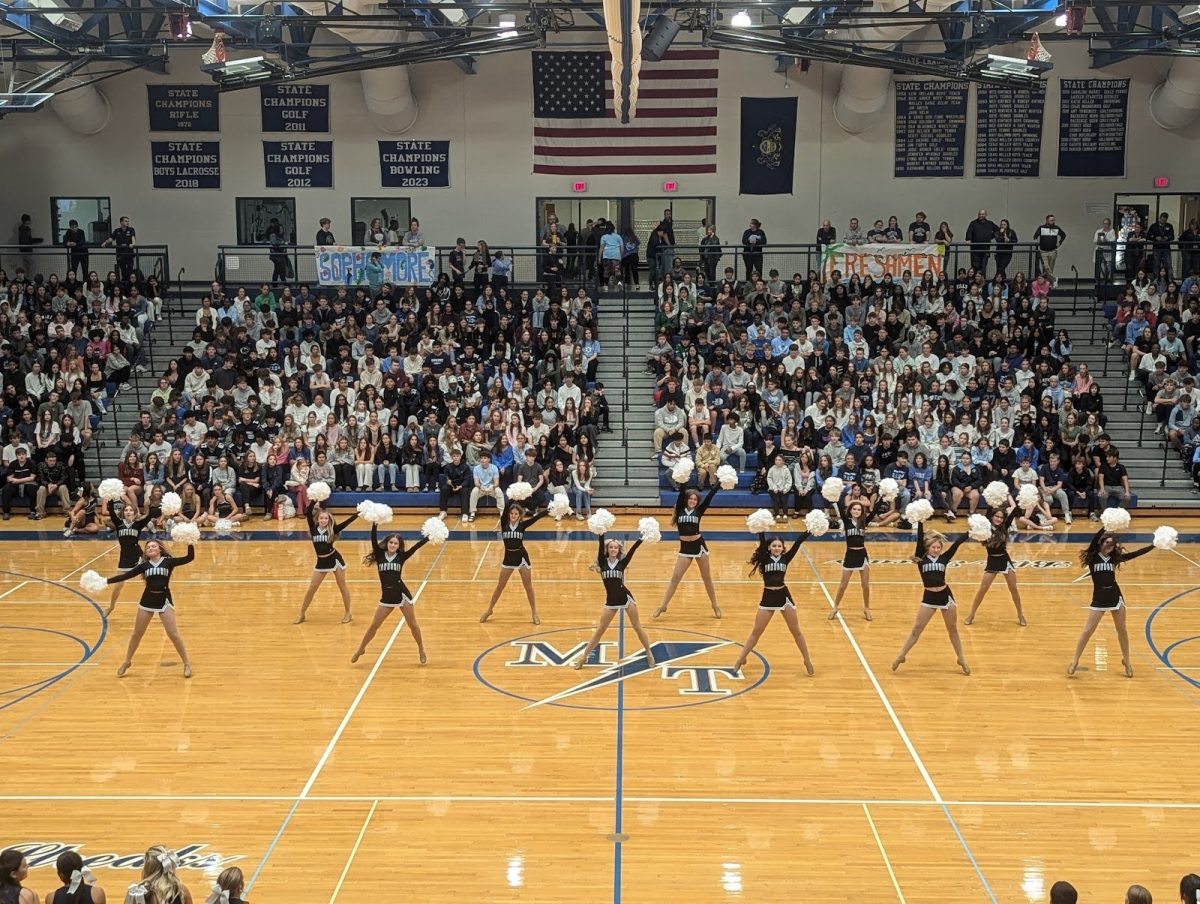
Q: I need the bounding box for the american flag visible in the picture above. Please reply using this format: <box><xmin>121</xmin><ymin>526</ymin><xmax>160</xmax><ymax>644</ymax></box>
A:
<box><xmin>531</xmin><ymin>49</ymin><xmax>719</xmax><ymax>176</ymax></box>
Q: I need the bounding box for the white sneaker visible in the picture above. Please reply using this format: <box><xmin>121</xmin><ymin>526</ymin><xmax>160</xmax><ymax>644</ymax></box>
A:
<box><xmin>135</xmin><ymin>364</ymin><xmax>148</xmax><ymax>373</ymax></box>
<box><xmin>438</xmin><ymin>511</ymin><xmax>447</xmax><ymax>520</ymax></box>
<box><xmin>120</xmin><ymin>383</ymin><xmax>133</xmax><ymax>391</ymax></box>
<box><xmin>1065</xmin><ymin>512</ymin><xmax>1073</xmax><ymax>524</ymax></box>
<box><xmin>1127</xmin><ymin>372</ymin><xmax>1136</xmax><ymax>382</ymax></box>
<box><xmin>461</xmin><ymin>515</ymin><xmax>469</xmax><ymax>523</ymax></box>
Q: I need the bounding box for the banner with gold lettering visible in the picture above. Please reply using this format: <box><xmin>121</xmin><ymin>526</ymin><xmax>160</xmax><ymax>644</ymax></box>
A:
<box><xmin>821</xmin><ymin>242</ymin><xmax>945</xmax><ymax>280</ymax></box>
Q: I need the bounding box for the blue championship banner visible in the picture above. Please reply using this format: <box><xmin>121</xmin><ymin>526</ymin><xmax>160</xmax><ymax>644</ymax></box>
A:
<box><xmin>263</xmin><ymin>141</ymin><xmax>333</xmax><ymax>188</ymax></box>
<box><xmin>378</xmin><ymin>140</ymin><xmax>450</xmax><ymax>187</ymax></box>
<box><xmin>894</xmin><ymin>80</ymin><xmax>968</xmax><ymax>177</ymax></box>
<box><xmin>151</xmin><ymin>141</ymin><xmax>221</xmax><ymax>189</ymax></box>
<box><xmin>314</xmin><ymin>245</ymin><xmax>438</xmax><ymax>286</ymax></box>
<box><xmin>1057</xmin><ymin>78</ymin><xmax>1129</xmax><ymax>177</ymax></box>
<box><xmin>147</xmin><ymin>85</ymin><xmax>219</xmax><ymax>131</ymax></box>
<box><xmin>260</xmin><ymin>84</ymin><xmax>330</xmax><ymax>133</ymax></box>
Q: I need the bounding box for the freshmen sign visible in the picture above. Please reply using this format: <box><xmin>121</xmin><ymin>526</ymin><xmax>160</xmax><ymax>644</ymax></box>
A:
<box><xmin>314</xmin><ymin>245</ymin><xmax>438</xmax><ymax>287</ymax></box>
<box><xmin>821</xmin><ymin>242</ymin><xmax>945</xmax><ymax>280</ymax></box>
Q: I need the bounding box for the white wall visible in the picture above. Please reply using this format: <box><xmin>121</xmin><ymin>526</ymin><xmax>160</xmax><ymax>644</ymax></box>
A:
<box><xmin>1</xmin><ymin>43</ymin><xmax>1197</xmax><ymax>277</ymax></box>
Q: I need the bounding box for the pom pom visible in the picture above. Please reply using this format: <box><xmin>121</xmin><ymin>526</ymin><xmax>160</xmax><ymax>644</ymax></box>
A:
<box><xmin>159</xmin><ymin>492</ymin><xmax>182</xmax><ymax>517</ymax></box>
<box><xmin>638</xmin><ymin>517</ymin><xmax>662</xmax><ymax>544</ymax></box>
<box><xmin>213</xmin><ymin>518</ymin><xmax>236</xmax><ymax>533</ymax></box>
<box><xmin>587</xmin><ymin>509</ymin><xmax>616</xmax><ymax>536</ymax></box>
<box><xmin>746</xmin><ymin>508</ymin><xmax>775</xmax><ymax>533</ymax></box>
<box><xmin>1099</xmin><ymin>507</ymin><xmax>1131</xmax><ymax>533</ymax></box>
<box><xmin>820</xmin><ymin>476</ymin><xmax>844</xmax><ymax>503</ymax></box>
<box><xmin>967</xmin><ymin>513</ymin><xmax>993</xmax><ymax>542</ymax></box>
<box><xmin>878</xmin><ymin>478</ymin><xmax>899</xmax><ymax>502</ymax></box>
<box><xmin>671</xmin><ymin>456</ymin><xmax>694</xmax><ymax>484</ymax></box>
<box><xmin>80</xmin><ymin>570</ymin><xmax>107</xmax><ymax>595</ymax></box>
<box><xmin>905</xmin><ymin>499</ymin><xmax>934</xmax><ymax>524</ymax></box>
<box><xmin>421</xmin><ymin>516</ymin><xmax>450</xmax><ymax>545</ymax></box>
<box><xmin>547</xmin><ymin>495</ymin><xmax>573</xmax><ymax>520</ymax></box>
<box><xmin>1153</xmin><ymin>525</ymin><xmax>1178</xmax><ymax>551</ymax></box>
<box><xmin>356</xmin><ymin>500</ymin><xmax>394</xmax><ymax>524</ymax></box>
<box><xmin>804</xmin><ymin>510</ymin><xmax>830</xmax><ymax>537</ymax></box>
<box><xmin>983</xmin><ymin>481</ymin><xmax>1010</xmax><ymax>508</ymax></box>
<box><xmin>507</xmin><ymin>480</ymin><xmax>533</xmax><ymax>501</ymax></box>
<box><xmin>1016</xmin><ymin>483</ymin><xmax>1040</xmax><ymax>509</ymax></box>
<box><xmin>717</xmin><ymin>464</ymin><xmax>739</xmax><ymax>490</ymax></box>
<box><xmin>306</xmin><ymin>481</ymin><xmax>331</xmax><ymax>503</ymax></box>
<box><xmin>98</xmin><ymin>478</ymin><xmax>125</xmax><ymax>502</ymax></box>
<box><xmin>171</xmin><ymin>522</ymin><xmax>201</xmax><ymax>545</ymax></box>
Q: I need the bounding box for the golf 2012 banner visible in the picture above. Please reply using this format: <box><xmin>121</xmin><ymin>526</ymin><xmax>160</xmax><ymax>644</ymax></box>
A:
<box><xmin>821</xmin><ymin>242</ymin><xmax>945</xmax><ymax>280</ymax></box>
<box><xmin>314</xmin><ymin>245</ymin><xmax>438</xmax><ymax>287</ymax></box>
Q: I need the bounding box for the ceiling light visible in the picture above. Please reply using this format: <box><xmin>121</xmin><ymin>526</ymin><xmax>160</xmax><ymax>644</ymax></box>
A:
<box><xmin>1054</xmin><ymin>13</ymin><xmax>1067</xmax><ymax>26</ymax></box>
<box><xmin>498</xmin><ymin>13</ymin><xmax>517</xmax><ymax>37</ymax></box>
<box><xmin>732</xmin><ymin>9</ymin><xmax>752</xmax><ymax>27</ymax></box>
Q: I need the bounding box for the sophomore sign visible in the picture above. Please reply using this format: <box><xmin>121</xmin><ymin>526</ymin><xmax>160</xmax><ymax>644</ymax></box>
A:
<box><xmin>314</xmin><ymin>245</ymin><xmax>438</xmax><ymax>287</ymax></box>
<box><xmin>378</xmin><ymin>140</ymin><xmax>450</xmax><ymax>187</ymax></box>
<box><xmin>821</xmin><ymin>242</ymin><xmax>945</xmax><ymax>280</ymax></box>
<box><xmin>260</xmin><ymin>84</ymin><xmax>330</xmax><ymax>132</ymax></box>
<box><xmin>147</xmin><ymin>85</ymin><xmax>219</xmax><ymax>131</ymax></box>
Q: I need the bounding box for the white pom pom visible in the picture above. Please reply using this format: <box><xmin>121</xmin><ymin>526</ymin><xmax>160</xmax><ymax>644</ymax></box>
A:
<box><xmin>306</xmin><ymin>481</ymin><xmax>331</xmax><ymax>503</ymax></box>
<box><xmin>1099</xmin><ymin>507</ymin><xmax>1131</xmax><ymax>533</ymax></box>
<box><xmin>820</xmin><ymin>476</ymin><xmax>844</xmax><ymax>503</ymax></box>
<box><xmin>905</xmin><ymin>499</ymin><xmax>934</xmax><ymax>524</ymax></box>
<box><xmin>159</xmin><ymin>492</ymin><xmax>182</xmax><ymax>517</ymax></box>
<box><xmin>638</xmin><ymin>517</ymin><xmax>662</xmax><ymax>544</ymax></box>
<box><xmin>878</xmin><ymin>478</ymin><xmax>899</xmax><ymax>502</ymax></box>
<box><xmin>171</xmin><ymin>522</ymin><xmax>201</xmax><ymax>545</ymax></box>
<box><xmin>1016</xmin><ymin>483</ymin><xmax>1040</xmax><ymax>509</ymax></box>
<box><xmin>746</xmin><ymin>508</ymin><xmax>775</xmax><ymax>533</ymax></box>
<box><xmin>355</xmin><ymin>500</ymin><xmax>394</xmax><ymax>524</ymax></box>
<box><xmin>717</xmin><ymin>464</ymin><xmax>739</xmax><ymax>490</ymax></box>
<box><xmin>671</xmin><ymin>457</ymin><xmax>694</xmax><ymax>484</ymax></box>
<box><xmin>587</xmin><ymin>508</ymin><xmax>616</xmax><ymax>536</ymax></box>
<box><xmin>507</xmin><ymin>480</ymin><xmax>533</xmax><ymax>501</ymax></box>
<box><xmin>547</xmin><ymin>495</ymin><xmax>573</xmax><ymax>520</ymax></box>
<box><xmin>80</xmin><ymin>570</ymin><xmax>107</xmax><ymax>595</ymax></box>
<box><xmin>421</xmin><ymin>516</ymin><xmax>450</xmax><ymax>545</ymax></box>
<box><xmin>804</xmin><ymin>510</ymin><xmax>830</xmax><ymax>537</ymax></box>
<box><xmin>213</xmin><ymin>518</ymin><xmax>237</xmax><ymax>533</ymax></box>
<box><xmin>98</xmin><ymin>478</ymin><xmax>125</xmax><ymax>502</ymax></box>
<box><xmin>1153</xmin><ymin>525</ymin><xmax>1178</xmax><ymax>551</ymax></box>
<box><xmin>967</xmin><ymin>513</ymin><xmax>993</xmax><ymax>542</ymax></box>
<box><xmin>983</xmin><ymin>481</ymin><xmax>1010</xmax><ymax>508</ymax></box>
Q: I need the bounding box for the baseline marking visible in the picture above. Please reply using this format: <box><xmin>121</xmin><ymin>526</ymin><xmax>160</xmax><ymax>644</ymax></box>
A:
<box><xmin>862</xmin><ymin>802</ymin><xmax>906</xmax><ymax>903</ymax></box>
<box><xmin>329</xmin><ymin>798</ymin><xmax>379</xmax><ymax>902</ymax></box>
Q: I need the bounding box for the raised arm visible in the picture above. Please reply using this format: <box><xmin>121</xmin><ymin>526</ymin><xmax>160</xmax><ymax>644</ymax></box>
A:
<box><xmin>106</xmin><ymin>560</ymin><xmax>149</xmax><ymax>584</ymax></box>
<box><xmin>400</xmin><ymin>536</ymin><xmax>430</xmax><ymax>563</ymax></box>
<box><xmin>943</xmin><ymin>535</ymin><xmax>968</xmax><ymax>563</ymax></box>
<box><xmin>696</xmin><ymin>483</ymin><xmax>720</xmax><ymax>515</ymax></box>
<box><xmin>619</xmin><ymin>538</ymin><xmax>644</xmax><ymax>569</ymax></box>
<box><xmin>371</xmin><ymin>523</ymin><xmax>384</xmax><ymax>555</ymax></box>
<box><xmin>335</xmin><ymin>514</ymin><xmax>358</xmax><ymax>534</ymax></box>
<box><xmin>597</xmin><ymin>534</ymin><xmax>607</xmax><ymax>568</ymax></box>
<box><xmin>782</xmin><ymin>532</ymin><xmax>811</xmax><ymax>563</ymax></box>
<box><xmin>1002</xmin><ymin>505</ymin><xmax>1019</xmax><ymax>532</ymax></box>
<box><xmin>1121</xmin><ymin>545</ymin><xmax>1154</xmax><ymax>563</ymax></box>
<box><xmin>519</xmin><ymin>511</ymin><xmax>547</xmax><ymax>531</ymax></box>
<box><xmin>306</xmin><ymin>505</ymin><xmax>318</xmax><ymax>534</ymax></box>
<box><xmin>170</xmin><ymin>544</ymin><xmax>196</xmax><ymax>568</ymax></box>
<box><xmin>915</xmin><ymin>520</ymin><xmax>924</xmax><ymax>559</ymax></box>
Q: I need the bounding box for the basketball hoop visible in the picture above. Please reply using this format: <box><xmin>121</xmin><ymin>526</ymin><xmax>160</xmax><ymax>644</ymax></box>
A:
<box><xmin>1027</xmin><ymin>32</ymin><xmax>1052</xmax><ymax>62</ymax></box>
<box><xmin>202</xmin><ymin>31</ymin><xmax>227</xmax><ymax>65</ymax></box>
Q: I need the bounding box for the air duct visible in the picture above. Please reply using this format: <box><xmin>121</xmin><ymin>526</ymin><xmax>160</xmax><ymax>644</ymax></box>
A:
<box><xmin>1148</xmin><ymin>59</ymin><xmax>1200</xmax><ymax>131</ymax></box>
<box><xmin>831</xmin><ymin>0</ymin><xmax>957</xmax><ymax>134</ymax></box>
<box><xmin>36</xmin><ymin>64</ymin><xmax>111</xmax><ymax>135</ymax></box>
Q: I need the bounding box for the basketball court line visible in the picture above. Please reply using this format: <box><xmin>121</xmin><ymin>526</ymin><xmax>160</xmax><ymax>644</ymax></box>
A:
<box><xmin>863</xmin><ymin>802</ymin><xmax>907</xmax><ymax>903</ymax></box>
<box><xmin>801</xmin><ymin>546</ymin><xmax>998</xmax><ymax>903</ymax></box>
<box><xmin>470</xmin><ymin>541</ymin><xmax>492</xmax><ymax>581</ymax></box>
<box><xmin>329</xmin><ymin>798</ymin><xmax>378</xmax><ymax>903</ymax></box>
<box><xmin>612</xmin><ymin>611</ymin><xmax>626</xmax><ymax>904</ymax></box>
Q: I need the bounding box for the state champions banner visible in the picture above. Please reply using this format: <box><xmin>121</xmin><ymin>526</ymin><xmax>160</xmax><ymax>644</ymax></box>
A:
<box><xmin>314</xmin><ymin>245</ymin><xmax>438</xmax><ymax>287</ymax></box>
<box><xmin>821</xmin><ymin>242</ymin><xmax>945</xmax><ymax>280</ymax></box>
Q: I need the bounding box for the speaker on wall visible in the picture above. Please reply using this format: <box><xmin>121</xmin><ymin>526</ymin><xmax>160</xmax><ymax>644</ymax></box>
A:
<box><xmin>641</xmin><ymin>17</ymin><xmax>680</xmax><ymax>62</ymax></box>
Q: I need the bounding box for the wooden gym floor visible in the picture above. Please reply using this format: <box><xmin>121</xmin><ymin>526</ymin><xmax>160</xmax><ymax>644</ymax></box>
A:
<box><xmin>1</xmin><ymin>513</ymin><xmax>1199</xmax><ymax>902</ymax></box>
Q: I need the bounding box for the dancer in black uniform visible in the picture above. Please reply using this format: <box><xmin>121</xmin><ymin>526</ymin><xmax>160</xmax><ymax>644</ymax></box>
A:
<box><xmin>733</xmin><ymin>533</ymin><xmax>814</xmax><ymax>675</ymax></box>
<box><xmin>295</xmin><ymin>504</ymin><xmax>357</xmax><ymax>624</ymax></box>
<box><xmin>352</xmin><ymin>524</ymin><xmax>431</xmax><ymax>664</ymax></box>
<box><xmin>1068</xmin><ymin>529</ymin><xmax>1154</xmax><ymax>677</ymax></box>
<box><xmin>208</xmin><ymin>866</ymin><xmax>247</xmax><ymax>904</ymax></box>
<box><xmin>571</xmin><ymin>534</ymin><xmax>655</xmax><ymax>668</ymax></box>
<box><xmin>828</xmin><ymin>498</ymin><xmax>874</xmax><ymax>621</ymax></box>
<box><xmin>46</xmin><ymin>851</ymin><xmax>106</xmax><ymax>904</ymax></box>
<box><xmin>965</xmin><ymin>504</ymin><xmax>1026</xmax><ymax>626</ymax></box>
<box><xmin>104</xmin><ymin>539</ymin><xmax>194</xmax><ymax>678</ymax></box>
<box><xmin>480</xmin><ymin>502</ymin><xmax>544</xmax><ymax>624</ymax></box>
<box><xmin>891</xmin><ymin>522</ymin><xmax>971</xmax><ymax>675</ymax></box>
<box><xmin>655</xmin><ymin>484</ymin><xmax>722</xmax><ymax>619</ymax></box>
<box><xmin>103</xmin><ymin>500</ymin><xmax>154</xmax><ymax>616</ymax></box>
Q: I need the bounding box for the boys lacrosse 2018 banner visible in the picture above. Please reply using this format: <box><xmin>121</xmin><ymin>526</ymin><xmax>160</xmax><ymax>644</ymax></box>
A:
<box><xmin>821</xmin><ymin>242</ymin><xmax>945</xmax><ymax>280</ymax></box>
<box><xmin>314</xmin><ymin>245</ymin><xmax>438</xmax><ymax>287</ymax></box>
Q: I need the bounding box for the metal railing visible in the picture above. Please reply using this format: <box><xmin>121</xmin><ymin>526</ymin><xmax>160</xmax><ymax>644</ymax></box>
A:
<box><xmin>620</xmin><ymin>284</ymin><xmax>630</xmax><ymax>490</ymax></box>
<box><xmin>0</xmin><ymin>243</ymin><xmax>171</xmax><ymax>287</ymax></box>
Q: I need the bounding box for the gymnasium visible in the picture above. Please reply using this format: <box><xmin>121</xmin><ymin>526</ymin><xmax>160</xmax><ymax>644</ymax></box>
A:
<box><xmin>1</xmin><ymin>0</ymin><xmax>1200</xmax><ymax>900</ymax></box>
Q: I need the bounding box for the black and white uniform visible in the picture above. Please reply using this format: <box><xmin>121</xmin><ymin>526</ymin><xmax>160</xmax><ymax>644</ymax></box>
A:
<box><xmin>52</xmin><ymin>887</ymin><xmax>98</xmax><ymax>904</ymax></box>
<box><xmin>1087</xmin><ymin>530</ymin><xmax>1152</xmax><ymax>610</ymax></box>
<box><xmin>674</xmin><ymin>484</ymin><xmax>719</xmax><ymax>558</ymax></box>
<box><xmin>79</xmin><ymin>495</ymin><xmax>99</xmax><ymax>527</ymax></box>
<box><xmin>597</xmin><ymin>535</ymin><xmax>643</xmax><ymax>608</ymax></box>
<box><xmin>105</xmin><ymin>546</ymin><xmax>195</xmax><ymax>612</ymax></box>
<box><xmin>110</xmin><ymin>501</ymin><xmax>153</xmax><ymax>570</ymax></box>
<box><xmin>983</xmin><ymin>508</ymin><xmax>1019</xmax><ymax>574</ymax></box>
<box><xmin>500</xmin><ymin>512</ymin><xmax>545</xmax><ymax>569</ymax></box>
<box><xmin>836</xmin><ymin>500</ymin><xmax>871</xmax><ymax>571</ymax></box>
<box><xmin>915</xmin><ymin>522</ymin><xmax>968</xmax><ymax>609</ymax></box>
<box><xmin>371</xmin><ymin>524</ymin><xmax>428</xmax><ymax>607</ymax></box>
<box><xmin>213</xmin><ymin>498</ymin><xmax>234</xmax><ymax>519</ymax></box>
<box><xmin>308</xmin><ymin>508</ymin><xmax>356</xmax><ymax>572</ymax></box>
<box><xmin>755</xmin><ymin>532</ymin><xmax>808</xmax><ymax>610</ymax></box>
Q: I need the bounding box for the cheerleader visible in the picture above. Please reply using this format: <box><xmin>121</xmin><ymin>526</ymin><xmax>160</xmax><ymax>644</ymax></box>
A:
<box><xmin>133</xmin><ymin>845</ymin><xmax>192</xmax><ymax>904</ymax></box>
<box><xmin>571</xmin><ymin>534</ymin><xmax>655</xmax><ymax>668</ymax></box>
<box><xmin>46</xmin><ymin>850</ymin><xmax>106</xmax><ymax>904</ymax></box>
<box><xmin>827</xmin><ymin>498</ymin><xmax>873</xmax><ymax>621</ymax></box>
<box><xmin>63</xmin><ymin>482</ymin><xmax>100</xmax><ymax>538</ymax></box>
<box><xmin>103</xmin><ymin>500</ymin><xmax>153</xmax><ymax>616</ymax></box>
<box><xmin>351</xmin><ymin>524</ymin><xmax>430</xmax><ymax>664</ymax></box>
<box><xmin>295</xmin><ymin>504</ymin><xmax>357</xmax><ymax>624</ymax></box>
<box><xmin>1069</xmin><ymin>529</ymin><xmax>1154</xmax><ymax>677</ymax></box>
<box><xmin>104</xmin><ymin>539</ymin><xmax>194</xmax><ymax>678</ymax></box>
<box><xmin>891</xmin><ymin>522</ymin><xmax>971</xmax><ymax>675</ymax></box>
<box><xmin>655</xmin><ymin>484</ymin><xmax>722</xmax><ymax>619</ymax></box>
<box><xmin>732</xmin><ymin>533</ymin><xmax>814</xmax><ymax>676</ymax></box>
<box><xmin>207</xmin><ymin>866</ymin><xmax>247</xmax><ymax>904</ymax></box>
<box><xmin>964</xmin><ymin>504</ymin><xmax>1026</xmax><ymax>626</ymax></box>
<box><xmin>480</xmin><ymin>502</ymin><xmax>544</xmax><ymax>624</ymax></box>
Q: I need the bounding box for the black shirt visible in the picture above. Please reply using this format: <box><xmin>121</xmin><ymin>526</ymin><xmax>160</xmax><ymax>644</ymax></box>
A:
<box><xmin>112</xmin><ymin>225</ymin><xmax>136</xmax><ymax>250</ymax></box>
<box><xmin>316</xmin><ymin>229</ymin><xmax>335</xmax><ymax>245</ymax></box>
<box><xmin>909</xmin><ymin>221</ymin><xmax>931</xmax><ymax>242</ymax></box>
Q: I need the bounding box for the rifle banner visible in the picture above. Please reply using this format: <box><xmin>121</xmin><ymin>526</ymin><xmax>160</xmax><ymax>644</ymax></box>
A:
<box><xmin>314</xmin><ymin>245</ymin><xmax>437</xmax><ymax>287</ymax></box>
<box><xmin>821</xmin><ymin>242</ymin><xmax>945</xmax><ymax>280</ymax></box>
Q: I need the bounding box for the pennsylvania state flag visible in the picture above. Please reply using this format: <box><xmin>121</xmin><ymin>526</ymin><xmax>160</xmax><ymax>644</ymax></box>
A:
<box><xmin>740</xmin><ymin>97</ymin><xmax>797</xmax><ymax>195</ymax></box>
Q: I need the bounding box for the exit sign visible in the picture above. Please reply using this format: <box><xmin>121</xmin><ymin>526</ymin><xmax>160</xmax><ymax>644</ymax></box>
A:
<box><xmin>1154</xmin><ymin>176</ymin><xmax>1170</xmax><ymax>188</ymax></box>
<box><xmin>663</xmin><ymin>181</ymin><xmax>678</xmax><ymax>192</ymax></box>
<box><xmin>572</xmin><ymin>181</ymin><xmax>587</xmax><ymax>193</ymax></box>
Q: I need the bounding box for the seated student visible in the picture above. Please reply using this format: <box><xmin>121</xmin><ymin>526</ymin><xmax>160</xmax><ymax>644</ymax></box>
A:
<box><xmin>1098</xmin><ymin>447</ymin><xmax>1132</xmax><ymax>508</ymax></box>
<box><xmin>440</xmin><ymin>447</ymin><xmax>472</xmax><ymax>523</ymax></box>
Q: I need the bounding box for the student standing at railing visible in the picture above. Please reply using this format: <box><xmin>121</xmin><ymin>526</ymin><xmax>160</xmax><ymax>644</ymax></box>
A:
<box><xmin>1094</xmin><ymin>216</ymin><xmax>1117</xmax><ymax>283</ymax></box>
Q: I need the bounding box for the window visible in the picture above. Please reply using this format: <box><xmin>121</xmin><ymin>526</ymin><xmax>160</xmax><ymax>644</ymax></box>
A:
<box><xmin>349</xmin><ymin>197</ymin><xmax>411</xmax><ymax>244</ymax></box>
<box><xmin>236</xmin><ymin>197</ymin><xmax>297</xmax><ymax>245</ymax></box>
<box><xmin>50</xmin><ymin>197</ymin><xmax>111</xmax><ymax>245</ymax></box>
